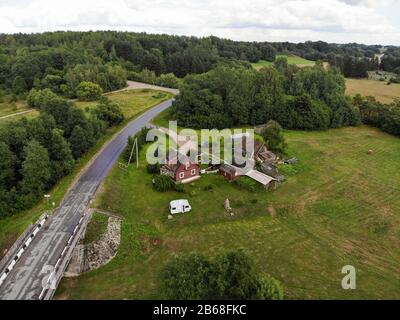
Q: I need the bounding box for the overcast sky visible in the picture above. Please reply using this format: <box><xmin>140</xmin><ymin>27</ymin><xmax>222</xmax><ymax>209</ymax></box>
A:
<box><xmin>1</xmin><ymin>0</ymin><xmax>400</xmax><ymax>45</ymax></box>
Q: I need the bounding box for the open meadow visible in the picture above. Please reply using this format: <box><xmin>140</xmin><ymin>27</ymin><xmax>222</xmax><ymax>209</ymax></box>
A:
<box><xmin>345</xmin><ymin>78</ymin><xmax>400</xmax><ymax>104</ymax></box>
<box><xmin>56</xmin><ymin>125</ymin><xmax>400</xmax><ymax>300</ymax></box>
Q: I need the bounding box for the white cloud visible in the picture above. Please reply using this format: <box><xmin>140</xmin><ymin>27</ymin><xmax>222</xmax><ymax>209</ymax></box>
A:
<box><xmin>0</xmin><ymin>0</ymin><xmax>399</xmax><ymax>45</ymax></box>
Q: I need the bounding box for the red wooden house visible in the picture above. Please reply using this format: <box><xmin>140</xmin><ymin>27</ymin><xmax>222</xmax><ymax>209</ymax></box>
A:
<box><xmin>160</xmin><ymin>152</ymin><xmax>200</xmax><ymax>183</ymax></box>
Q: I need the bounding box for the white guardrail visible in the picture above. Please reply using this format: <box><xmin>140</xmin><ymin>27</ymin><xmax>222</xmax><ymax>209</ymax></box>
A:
<box><xmin>38</xmin><ymin>210</ymin><xmax>88</xmax><ymax>300</ymax></box>
<box><xmin>0</xmin><ymin>215</ymin><xmax>49</xmax><ymax>288</ymax></box>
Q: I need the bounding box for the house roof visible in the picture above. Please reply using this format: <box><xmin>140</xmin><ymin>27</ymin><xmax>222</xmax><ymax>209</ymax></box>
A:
<box><xmin>246</xmin><ymin>169</ymin><xmax>276</xmax><ymax>186</ymax></box>
<box><xmin>161</xmin><ymin>149</ymin><xmax>199</xmax><ymax>174</ymax></box>
<box><xmin>219</xmin><ymin>164</ymin><xmax>238</xmax><ymax>175</ymax></box>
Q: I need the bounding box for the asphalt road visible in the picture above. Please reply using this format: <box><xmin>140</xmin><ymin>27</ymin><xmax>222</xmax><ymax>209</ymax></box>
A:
<box><xmin>0</xmin><ymin>98</ymin><xmax>173</xmax><ymax>300</ymax></box>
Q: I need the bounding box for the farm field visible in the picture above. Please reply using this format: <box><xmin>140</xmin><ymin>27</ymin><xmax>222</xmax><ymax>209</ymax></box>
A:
<box><xmin>56</xmin><ymin>125</ymin><xmax>400</xmax><ymax>300</ymax></box>
<box><xmin>345</xmin><ymin>78</ymin><xmax>400</xmax><ymax>104</ymax></box>
<box><xmin>252</xmin><ymin>54</ymin><xmax>315</xmax><ymax>70</ymax></box>
<box><xmin>0</xmin><ymin>89</ymin><xmax>173</xmax><ymax>260</ymax></box>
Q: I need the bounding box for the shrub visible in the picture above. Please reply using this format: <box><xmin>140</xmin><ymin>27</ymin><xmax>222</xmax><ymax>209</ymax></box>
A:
<box><xmin>174</xmin><ymin>182</ymin><xmax>185</xmax><ymax>193</ymax></box>
<box><xmin>92</xmin><ymin>97</ymin><xmax>124</xmax><ymax>127</ymax></box>
<box><xmin>162</xmin><ymin>249</ymin><xmax>284</xmax><ymax>300</ymax></box>
<box><xmin>153</xmin><ymin>174</ymin><xmax>174</xmax><ymax>192</ymax></box>
<box><xmin>203</xmin><ymin>184</ymin><xmax>214</xmax><ymax>191</ymax></box>
<box><xmin>27</xmin><ymin>89</ymin><xmax>39</xmax><ymax>107</ymax></box>
<box><xmin>76</xmin><ymin>81</ymin><xmax>103</xmax><ymax>101</ymax></box>
<box><xmin>260</xmin><ymin>120</ymin><xmax>287</xmax><ymax>155</ymax></box>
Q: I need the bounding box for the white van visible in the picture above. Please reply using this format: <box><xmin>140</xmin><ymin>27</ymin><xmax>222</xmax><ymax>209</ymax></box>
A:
<box><xmin>169</xmin><ymin>199</ymin><xmax>192</xmax><ymax>214</ymax></box>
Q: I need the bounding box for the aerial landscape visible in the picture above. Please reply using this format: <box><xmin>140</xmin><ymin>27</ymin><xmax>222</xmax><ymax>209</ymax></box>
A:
<box><xmin>0</xmin><ymin>0</ymin><xmax>400</xmax><ymax>309</ymax></box>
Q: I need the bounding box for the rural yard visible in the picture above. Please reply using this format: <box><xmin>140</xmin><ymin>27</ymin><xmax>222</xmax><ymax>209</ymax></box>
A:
<box><xmin>56</xmin><ymin>125</ymin><xmax>400</xmax><ymax>300</ymax></box>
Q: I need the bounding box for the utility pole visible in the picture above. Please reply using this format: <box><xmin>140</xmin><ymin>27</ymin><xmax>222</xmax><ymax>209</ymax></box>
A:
<box><xmin>119</xmin><ymin>137</ymin><xmax>139</xmax><ymax>171</ymax></box>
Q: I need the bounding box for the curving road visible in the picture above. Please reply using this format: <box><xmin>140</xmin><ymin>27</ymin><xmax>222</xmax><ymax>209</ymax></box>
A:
<box><xmin>0</xmin><ymin>98</ymin><xmax>174</xmax><ymax>300</ymax></box>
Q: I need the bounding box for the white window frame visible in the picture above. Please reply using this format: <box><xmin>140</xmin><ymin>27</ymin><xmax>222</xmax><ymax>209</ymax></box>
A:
<box><xmin>191</xmin><ymin>169</ymin><xmax>196</xmax><ymax>176</ymax></box>
<box><xmin>179</xmin><ymin>172</ymin><xmax>185</xmax><ymax>179</ymax></box>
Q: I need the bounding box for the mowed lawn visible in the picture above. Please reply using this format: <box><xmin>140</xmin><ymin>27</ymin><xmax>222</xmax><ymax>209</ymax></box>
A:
<box><xmin>346</xmin><ymin>78</ymin><xmax>400</xmax><ymax>104</ymax></box>
<box><xmin>252</xmin><ymin>54</ymin><xmax>315</xmax><ymax>70</ymax></box>
<box><xmin>0</xmin><ymin>89</ymin><xmax>173</xmax><ymax>260</ymax></box>
<box><xmin>56</xmin><ymin>125</ymin><xmax>400</xmax><ymax>300</ymax></box>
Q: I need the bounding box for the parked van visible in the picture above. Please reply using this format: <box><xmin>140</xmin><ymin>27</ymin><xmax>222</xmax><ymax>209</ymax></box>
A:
<box><xmin>169</xmin><ymin>199</ymin><xmax>192</xmax><ymax>214</ymax></box>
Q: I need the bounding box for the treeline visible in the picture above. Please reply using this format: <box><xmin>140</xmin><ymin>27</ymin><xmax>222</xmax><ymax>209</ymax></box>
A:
<box><xmin>381</xmin><ymin>47</ymin><xmax>400</xmax><ymax>74</ymax></box>
<box><xmin>172</xmin><ymin>58</ymin><xmax>360</xmax><ymax>130</ymax></box>
<box><xmin>0</xmin><ymin>44</ymin><xmax>127</xmax><ymax>99</ymax></box>
<box><xmin>272</xmin><ymin>41</ymin><xmax>381</xmax><ymax>61</ymax></box>
<box><xmin>354</xmin><ymin>95</ymin><xmax>400</xmax><ymax>136</ymax></box>
<box><xmin>1</xmin><ymin>31</ymin><xmax>398</xmax><ymax>98</ymax></box>
<box><xmin>162</xmin><ymin>249</ymin><xmax>283</xmax><ymax>300</ymax></box>
<box><xmin>0</xmin><ymin>90</ymin><xmax>124</xmax><ymax>216</ymax></box>
<box><xmin>327</xmin><ymin>55</ymin><xmax>379</xmax><ymax>78</ymax></box>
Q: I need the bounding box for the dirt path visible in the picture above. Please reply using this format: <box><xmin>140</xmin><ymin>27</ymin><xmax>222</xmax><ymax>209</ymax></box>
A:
<box><xmin>122</xmin><ymin>80</ymin><xmax>179</xmax><ymax>95</ymax></box>
<box><xmin>0</xmin><ymin>109</ymin><xmax>34</xmax><ymax>120</ymax></box>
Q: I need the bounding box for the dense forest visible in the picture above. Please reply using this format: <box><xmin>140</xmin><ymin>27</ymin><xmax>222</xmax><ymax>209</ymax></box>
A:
<box><xmin>1</xmin><ymin>31</ymin><xmax>400</xmax><ymax>217</ymax></box>
<box><xmin>172</xmin><ymin>56</ymin><xmax>400</xmax><ymax>136</ymax></box>
<box><xmin>1</xmin><ymin>31</ymin><xmax>400</xmax><ymax>100</ymax></box>
<box><xmin>172</xmin><ymin>58</ymin><xmax>361</xmax><ymax>130</ymax></box>
<box><xmin>0</xmin><ymin>90</ymin><xmax>124</xmax><ymax>216</ymax></box>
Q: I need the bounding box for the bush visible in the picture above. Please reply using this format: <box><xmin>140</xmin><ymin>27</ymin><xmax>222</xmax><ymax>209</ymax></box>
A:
<box><xmin>76</xmin><ymin>81</ymin><xmax>103</xmax><ymax>101</ymax></box>
<box><xmin>162</xmin><ymin>249</ymin><xmax>284</xmax><ymax>300</ymax></box>
<box><xmin>203</xmin><ymin>184</ymin><xmax>214</xmax><ymax>191</ymax></box>
<box><xmin>153</xmin><ymin>174</ymin><xmax>174</xmax><ymax>192</ymax></box>
<box><xmin>174</xmin><ymin>182</ymin><xmax>185</xmax><ymax>193</ymax></box>
<box><xmin>260</xmin><ymin>120</ymin><xmax>287</xmax><ymax>155</ymax></box>
<box><xmin>92</xmin><ymin>97</ymin><xmax>124</xmax><ymax>127</ymax></box>
<box><xmin>123</xmin><ymin>127</ymin><xmax>150</xmax><ymax>162</ymax></box>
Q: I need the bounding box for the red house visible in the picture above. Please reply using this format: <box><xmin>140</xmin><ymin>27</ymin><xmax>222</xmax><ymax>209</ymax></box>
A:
<box><xmin>160</xmin><ymin>152</ymin><xmax>201</xmax><ymax>183</ymax></box>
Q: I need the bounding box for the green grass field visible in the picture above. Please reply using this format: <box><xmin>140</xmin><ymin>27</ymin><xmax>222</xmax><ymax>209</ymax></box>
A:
<box><xmin>252</xmin><ymin>55</ymin><xmax>315</xmax><ymax>70</ymax></box>
<box><xmin>0</xmin><ymin>89</ymin><xmax>173</xmax><ymax>260</ymax></box>
<box><xmin>0</xmin><ymin>99</ymin><xmax>29</xmax><ymax>118</ymax></box>
<box><xmin>0</xmin><ymin>98</ymin><xmax>38</xmax><ymax>127</ymax></box>
<box><xmin>56</xmin><ymin>125</ymin><xmax>400</xmax><ymax>300</ymax></box>
<box><xmin>346</xmin><ymin>78</ymin><xmax>400</xmax><ymax>104</ymax></box>
<box><xmin>76</xmin><ymin>89</ymin><xmax>172</xmax><ymax>119</ymax></box>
